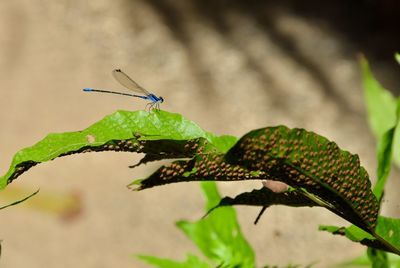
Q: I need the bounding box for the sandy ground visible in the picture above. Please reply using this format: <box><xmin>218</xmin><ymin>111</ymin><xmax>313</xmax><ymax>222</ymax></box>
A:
<box><xmin>0</xmin><ymin>1</ymin><xmax>399</xmax><ymax>267</ymax></box>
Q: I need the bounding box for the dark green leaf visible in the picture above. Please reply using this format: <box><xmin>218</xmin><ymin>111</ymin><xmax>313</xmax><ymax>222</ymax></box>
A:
<box><xmin>130</xmin><ymin>153</ymin><xmax>261</xmax><ymax>190</ymax></box>
<box><xmin>225</xmin><ymin>126</ymin><xmax>379</xmax><ymax>233</ymax></box>
<box><xmin>216</xmin><ymin>187</ymin><xmax>318</xmax><ymax>209</ymax></box>
<box><xmin>136</xmin><ymin>126</ymin><xmax>379</xmax><ymax>233</ymax></box>
<box><xmin>367</xmin><ymin>248</ymin><xmax>388</xmax><ymax>268</ymax></box>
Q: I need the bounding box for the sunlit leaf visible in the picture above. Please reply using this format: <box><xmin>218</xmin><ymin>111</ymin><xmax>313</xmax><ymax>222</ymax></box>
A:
<box><xmin>176</xmin><ymin>182</ymin><xmax>255</xmax><ymax>268</ymax></box>
<box><xmin>0</xmin><ymin>110</ymin><xmax>237</xmax><ymax>189</ymax></box>
<box><xmin>137</xmin><ymin>254</ymin><xmax>210</xmax><ymax>268</ymax></box>
<box><xmin>361</xmin><ymin>56</ymin><xmax>397</xmax><ymax>140</ymax></box>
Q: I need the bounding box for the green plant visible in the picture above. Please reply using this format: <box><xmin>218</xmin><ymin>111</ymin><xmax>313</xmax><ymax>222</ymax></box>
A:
<box><xmin>328</xmin><ymin>55</ymin><xmax>400</xmax><ymax>267</ymax></box>
<box><xmin>138</xmin><ymin>181</ymin><xmax>255</xmax><ymax>267</ymax></box>
<box><xmin>1</xmin><ymin>55</ymin><xmax>399</xmax><ymax>267</ymax></box>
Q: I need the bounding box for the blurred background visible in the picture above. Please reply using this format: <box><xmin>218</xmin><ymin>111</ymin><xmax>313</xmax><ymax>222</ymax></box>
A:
<box><xmin>0</xmin><ymin>0</ymin><xmax>399</xmax><ymax>267</ymax></box>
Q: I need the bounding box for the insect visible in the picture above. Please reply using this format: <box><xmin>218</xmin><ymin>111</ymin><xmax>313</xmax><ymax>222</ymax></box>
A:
<box><xmin>83</xmin><ymin>69</ymin><xmax>164</xmax><ymax>111</ymax></box>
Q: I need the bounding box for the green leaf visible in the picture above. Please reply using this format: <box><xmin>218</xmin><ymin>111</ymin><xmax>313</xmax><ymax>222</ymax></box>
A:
<box><xmin>375</xmin><ymin>217</ymin><xmax>400</xmax><ymax>250</ymax></box>
<box><xmin>0</xmin><ymin>110</ymin><xmax>237</xmax><ymax>190</ymax></box>
<box><xmin>367</xmin><ymin>248</ymin><xmax>389</xmax><ymax>268</ymax></box>
<box><xmin>395</xmin><ymin>53</ymin><xmax>400</xmax><ymax>65</ymax></box>
<box><xmin>136</xmin><ymin>182</ymin><xmax>254</xmax><ymax>267</ymax></box>
<box><xmin>337</xmin><ymin>254</ymin><xmax>371</xmax><ymax>267</ymax></box>
<box><xmin>176</xmin><ymin>182</ymin><xmax>255</xmax><ymax>268</ymax></box>
<box><xmin>2</xmin><ymin>108</ymin><xmax>380</xmax><ymax>239</ymax></box>
<box><xmin>225</xmin><ymin>126</ymin><xmax>379</xmax><ymax>233</ymax></box>
<box><xmin>201</xmin><ymin>181</ymin><xmax>222</xmax><ymax>211</ymax></box>
<box><xmin>320</xmin><ymin>216</ymin><xmax>400</xmax><ymax>255</ymax></box>
<box><xmin>137</xmin><ymin>254</ymin><xmax>211</xmax><ymax>268</ymax></box>
<box><xmin>374</xmin><ymin>97</ymin><xmax>400</xmax><ymax>200</ymax></box>
<box><xmin>361</xmin><ymin>56</ymin><xmax>400</xmax><ymax>169</ymax></box>
<box><xmin>360</xmin><ymin>56</ymin><xmax>397</xmax><ymax>140</ymax></box>
<box><xmin>374</xmin><ymin>127</ymin><xmax>395</xmax><ymax>199</ymax></box>
<box><xmin>391</xmin><ymin>100</ymin><xmax>400</xmax><ymax>168</ymax></box>
<box><xmin>319</xmin><ymin>224</ymin><xmax>374</xmax><ymax>242</ymax></box>
<box><xmin>136</xmin><ymin>126</ymin><xmax>379</xmax><ymax>233</ymax></box>
<box><xmin>338</xmin><ymin>251</ymin><xmax>400</xmax><ymax>267</ymax></box>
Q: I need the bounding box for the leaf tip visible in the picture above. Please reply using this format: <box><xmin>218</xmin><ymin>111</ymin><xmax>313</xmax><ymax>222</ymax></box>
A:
<box><xmin>127</xmin><ymin>179</ymin><xmax>145</xmax><ymax>191</ymax></box>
